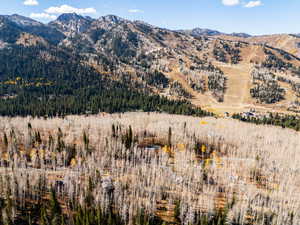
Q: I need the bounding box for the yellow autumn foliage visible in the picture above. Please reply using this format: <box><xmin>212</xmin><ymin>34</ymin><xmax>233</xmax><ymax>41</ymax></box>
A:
<box><xmin>177</xmin><ymin>143</ymin><xmax>185</xmax><ymax>151</ymax></box>
<box><xmin>4</xmin><ymin>80</ymin><xmax>17</xmax><ymax>85</ymax></box>
<box><xmin>204</xmin><ymin>158</ymin><xmax>211</xmax><ymax>167</ymax></box>
<box><xmin>20</xmin><ymin>150</ymin><xmax>26</xmax><ymax>157</ymax></box>
<box><xmin>162</xmin><ymin>145</ymin><xmax>172</xmax><ymax>154</ymax></box>
<box><xmin>291</xmin><ymin>49</ymin><xmax>298</xmax><ymax>55</ymax></box>
<box><xmin>51</xmin><ymin>152</ymin><xmax>57</xmax><ymax>159</ymax></box>
<box><xmin>215</xmin><ymin>156</ymin><xmax>221</xmax><ymax>164</ymax></box>
<box><xmin>2</xmin><ymin>152</ymin><xmax>9</xmax><ymax>161</ymax></box>
<box><xmin>30</xmin><ymin>149</ymin><xmax>37</xmax><ymax>161</ymax></box>
<box><xmin>45</xmin><ymin>82</ymin><xmax>52</xmax><ymax>86</ymax></box>
<box><xmin>200</xmin><ymin>121</ymin><xmax>208</xmax><ymax>125</ymax></box>
<box><xmin>201</xmin><ymin>144</ymin><xmax>206</xmax><ymax>153</ymax></box>
<box><xmin>39</xmin><ymin>149</ymin><xmax>45</xmax><ymax>158</ymax></box>
<box><xmin>70</xmin><ymin>158</ymin><xmax>77</xmax><ymax>167</ymax></box>
<box><xmin>211</xmin><ymin>151</ymin><xmax>216</xmax><ymax>157</ymax></box>
<box><xmin>215</xmin><ymin>157</ymin><xmax>222</xmax><ymax>168</ymax></box>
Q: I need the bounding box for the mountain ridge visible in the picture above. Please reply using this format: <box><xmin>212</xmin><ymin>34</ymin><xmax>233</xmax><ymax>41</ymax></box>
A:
<box><xmin>1</xmin><ymin>13</ymin><xmax>300</xmax><ymax>116</ymax></box>
<box><xmin>177</xmin><ymin>28</ymin><xmax>252</xmax><ymax>38</ymax></box>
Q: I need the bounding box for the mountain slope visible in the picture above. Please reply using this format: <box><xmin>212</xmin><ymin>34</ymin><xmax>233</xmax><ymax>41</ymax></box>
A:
<box><xmin>215</xmin><ymin>33</ymin><xmax>300</xmax><ymax>58</ymax></box>
<box><xmin>0</xmin><ymin>24</ymin><xmax>208</xmax><ymax>116</ymax></box>
<box><xmin>0</xmin><ymin>14</ymin><xmax>65</xmax><ymax>45</ymax></box>
<box><xmin>0</xmin><ymin>13</ymin><xmax>300</xmax><ymax>116</ymax></box>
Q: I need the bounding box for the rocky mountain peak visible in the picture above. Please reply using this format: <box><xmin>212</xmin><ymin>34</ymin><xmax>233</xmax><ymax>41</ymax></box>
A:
<box><xmin>98</xmin><ymin>15</ymin><xmax>126</xmax><ymax>24</ymax></box>
<box><xmin>134</xmin><ymin>20</ymin><xmax>156</xmax><ymax>29</ymax></box>
<box><xmin>191</xmin><ymin>27</ymin><xmax>222</xmax><ymax>36</ymax></box>
<box><xmin>49</xmin><ymin>13</ymin><xmax>93</xmax><ymax>37</ymax></box>
<box><xmin>56</xmin><ymin>13</ymin><xmax>91</xmax><ymax>23</ymax></box>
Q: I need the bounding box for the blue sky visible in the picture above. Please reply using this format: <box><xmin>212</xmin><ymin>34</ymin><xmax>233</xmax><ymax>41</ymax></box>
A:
<box><xmin>0</xmin><ymin>0</ymin><xmax>299</xmax><ymax>35</ymax></box>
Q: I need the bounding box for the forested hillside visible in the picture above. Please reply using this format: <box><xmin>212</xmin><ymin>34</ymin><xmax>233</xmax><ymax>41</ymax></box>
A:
<box><xmin>1</xmin><ymin>13</ymin><xmax>300</xmax><ymax>116</ymax></box>
<box><xmin>0</xmin><ymin>45</ymin><xmax>208</xmax><ymax>117</ymax></box>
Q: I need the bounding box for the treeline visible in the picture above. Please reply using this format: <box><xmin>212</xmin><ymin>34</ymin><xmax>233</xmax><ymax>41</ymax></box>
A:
<box><xmin>0</xmin><ymin>89</ymin><xmax>210</xmax><ymax>117</ymax></box>
<box><xmin>233</xmin><ymin>113</ymin><xmax>300</xmax><ymax>131</ymax></box>
<box><xmin>0</xmin><ymin>45</ymin><xmax>210</xmax><ymax>117</ymax></box>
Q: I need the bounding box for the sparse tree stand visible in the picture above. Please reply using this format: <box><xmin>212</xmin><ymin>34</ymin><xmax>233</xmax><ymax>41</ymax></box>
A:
<box><xmin>0</xmin><ymin>113</ymin><xmax>298</xmax><ymax>225</ymax></box>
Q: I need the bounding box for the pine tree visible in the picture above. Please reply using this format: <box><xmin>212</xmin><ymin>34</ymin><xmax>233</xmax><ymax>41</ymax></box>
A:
<box><xmin>168</xmin><ymin>127</ymin><xmax>172</xmax><ymax>148</ymax></box>
<box><xmin>4</xmin><ymin>195</ymin><xmax>13</xmax><ymax>225</ymax></box>
<box><xmin>49</xmin><ymin>188</ymin><xmax>62</xmax><ymax>225</ymax></box>
<box><xmin>124</xmin><ymin>126</ymin><xmax>133</xmax><ymax>149</ymax></box>
<box><xmin>57</xmin><ymin>128</ymin><xmax>64</xmax><ymax>152</ymax></box>
<box><xmin>0</xmin><ymin>197</ymin><xmax>5</xmax><ymax>225</ymax></box>
<box><xmin>3</xmin><ymin>132</ymin><xmax>8</xmax><ymax>149</ymax></box>
<box><xmin>112</xmin><ymin>124</ymin><xmax>116</xmax><ymax>138</ymax></box>
<box><xmin>174</xmin><ymin>200</ymin><xmax>181</xmax><ymax>222</ymax></box>
<box><xmin>35</xmin><ymin>131</ymin><xmax>42</xmax><ymax>144</ymax></box>
<box><xmin>83</xmin><ymin>131</ymin><xmax>90</xmax><ymax>154</ymax></box>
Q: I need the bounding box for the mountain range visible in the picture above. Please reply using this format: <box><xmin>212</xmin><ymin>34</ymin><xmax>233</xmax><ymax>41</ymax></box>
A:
<box><xmin>1</xmin><ymin>13</ymin><xmax>300</xmax><ymax>116</ymax></box>
<box><xmin>177</xmin><ymin>28</ymin><xmax>252</xmax><ymax>38</ymax></box>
